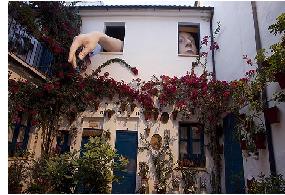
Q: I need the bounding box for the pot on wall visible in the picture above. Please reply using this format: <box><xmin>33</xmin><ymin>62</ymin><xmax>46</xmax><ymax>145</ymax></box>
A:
<box><xmin>240</xmin><ymin>140</ymin><xmax>247</xmax><ymax>150</ymax></box>
<box><xmin>253</xmin><ymin>133</ymin><xmax>266</xmax><ymax>149</ymax></box>
<box><xmin>275</xmin><ymin>72</ymin><xmax>285</xmax><ymax>89</ymax></box>
<box><xmin>264</xmin><ymin>106</ymin><xmax>280</xmax><ymax>124</ymax></box>
<box><xmin>160</xmin><ymin>112</ymin><xmax>169</xmax><ymax>124</ymax></box>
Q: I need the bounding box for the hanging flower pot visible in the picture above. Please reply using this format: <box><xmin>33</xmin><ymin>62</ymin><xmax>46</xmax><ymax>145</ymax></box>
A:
<box><xmin>253</xmin><ymin>133</ymin><xmax>266</xmax><ymax>149</ymax></box>
<box><xmin>216</xmin><ymin>125</ymin><xmax>223</xmax><ymax>137</ymax></box>
<box><xmin>143</xmin><ymin>110</ymin><xmax>152</xmax><ymax>121</ymax></box>
<box><xmin>172</xmin><ymin>110</ymin><xmax>178</xmax><ymax>120</ymax></box>
<box><xmin>130</xmin><ymin>103</ymin><xmax>136</xmax><ymax>112</ymax></box>
<box><xmin>153</xmin><ymin>108</ymin><xmax>159</xmax><ymax>121</ymax></box>
<box><xmin>264</xmin><ymin>106</ymin><xmax>280</xmax><ymax>124</ymax></box>
<box><xmin>144</xmin><ymin>127</ymin><xmax>150</xmax><ymax>136</ymax></box>
<box><xmin>104</xmin><ymin>109</ymin><xmax>115</xmax><ymax>119</ymax></box>
<box><xmin>218</xmin><ymin>144</ymin><xmax>224</xmax><ymax>154</ymax></box>
<box><xmin>120</xmin><ymin>102</ymin><xmax>127</xmax><ymax>112</ymax></box>
<box><xmin>160</xmin><ymin>112</ymin><xmax>169</xmax><ymax>124</ymax></box>
<box><xmin>275</xmin><ymin>72</ymin><xmax>285</xmax><ymax>89</ymax></box>
<box><xmin>94</xmin><ymin>101</ymin><xmax>100</xmax><ymax>111</ymax></box>
<box><xmin>240</xmin><ymin>140</ymin><xmax>247</xmax><ymax>150</ymax></box>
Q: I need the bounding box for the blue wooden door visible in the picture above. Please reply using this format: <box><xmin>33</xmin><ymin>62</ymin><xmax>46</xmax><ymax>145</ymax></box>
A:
<box><xmin>224</xmin><ymin>113</ymin><xmax>245</xmax><ymax>193</ymax></box>
<box><xmin>112</xmin><ymin>130</ymin><xmax>138</xmax><ymax>194</ymax></box>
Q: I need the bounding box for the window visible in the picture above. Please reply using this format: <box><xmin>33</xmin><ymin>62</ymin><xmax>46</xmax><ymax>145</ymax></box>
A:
<box><xmin>179</xmin><ymin>123</ymin><xmax>205</xmax><ymax>167</ymax></box>
<box><xmin>103</xmin><ymin>22</ymin><xmax>125</xmax><ymax>52</ymax></box>
<box><xmin>178</xmin><ymin>23</ymin><xmax>200</xmax><ymax>56</ymax></box>
<box><xmin>55</xmin><ymin>130</ymin><xmax>71</xmax><ymax>154</ymax></box>
<box><xmin>80</xmin><ymin>128</ymin><xmax>103</xmax><ymax>156</ymax></box>
<box><xmin>8</xmin><ymin>113</ymin><xmax>31</xmax><ymax>157</ymax></box>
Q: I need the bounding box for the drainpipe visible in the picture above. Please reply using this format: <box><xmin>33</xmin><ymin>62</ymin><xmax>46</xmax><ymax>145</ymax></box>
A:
<box><xmin>251</xmin><ymin>1</ymin><xmax>277</xmax><ymax>176</ymax></box>
<box><xmin>210</xmin><ymin>8</ymin><xmax>216</xmax><ymax>80</ymax></box>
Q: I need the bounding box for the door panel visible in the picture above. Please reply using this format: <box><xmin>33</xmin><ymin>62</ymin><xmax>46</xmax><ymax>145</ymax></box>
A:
<box><xmin>112</xmin><ymin>130</ymin><xmax>138</xmax><ymax>194</ymax></box>
<box><xmin>224</xmin><ymin>114</ymin><xmax>245</xmax><ymax>193</ymax></box>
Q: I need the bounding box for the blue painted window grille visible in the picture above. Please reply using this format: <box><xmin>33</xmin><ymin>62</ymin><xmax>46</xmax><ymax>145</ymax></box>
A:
<box><xmin>179</xmin><ymin>123</ymin><xmax>205</xmax><ymax>167</ymax></box>
<box><xmin>8</xmin><ymin>114</ymin><xmax>31</xmax><ymax>157</ymax></box>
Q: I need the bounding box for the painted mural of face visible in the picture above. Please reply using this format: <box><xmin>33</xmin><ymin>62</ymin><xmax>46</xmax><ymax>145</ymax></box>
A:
<box><xmin>178</xmin><ymin>32</ymin><xmax>198</xmax><ymax>55</ymax></box>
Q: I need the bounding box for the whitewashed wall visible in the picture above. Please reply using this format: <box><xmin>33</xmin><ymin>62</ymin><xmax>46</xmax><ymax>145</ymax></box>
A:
<box><xmin>255</xmin><ymin>1</ymin><xmax>285</xmax><ymax>177</ymax></box>
<box><xmin>76</xmin><ymin>8</ymin><xmax>215</xmax><ymax>193</ymax></box>
<box><xmin>79</xmin><ymin>9</ymin><xmax>213</xmax><ymax>82</ymax></box>
<box><xmin>202</xmin><ymin>1</ymin><xmax>285</xmax><ymax>193</ymax></box>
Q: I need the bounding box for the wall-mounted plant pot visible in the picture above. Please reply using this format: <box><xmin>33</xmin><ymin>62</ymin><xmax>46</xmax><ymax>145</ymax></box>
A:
<box><xmin>120</xmin><ymin>103</ymin><xmax>127</xmax><ymax>112</ymax></box>
<box><xmin>218</xmin><ymin>144</ymin><xmax>224</xmax><ymax>154</ymax></box>
<box><xmin>172</xmin><ymin>110</ymin><xmax>178</xmax><ymax>120</ymax></box>
<box><xmin>254</xmin><ymin>133</ymin><xmax>266</xmax><ymax>149</ymax></box>
<box><xmin>104</xmin><ymin>109</ymin><xmax>115</xmax><ymax>119</ymax></box>
<box><xmin>275</xmin><ymin>72</ymin><xmax>285</xmax><ymax>89</ymax></box>
<box><xmin>130</xmin><ymin>103</ymin><xmax>136</xmax><ymax>112</ymax></box>
<box><xmin>153</xmin><ymin>109</ymin><xmax>159</xmax><ymax>121</ymax></box>
<box><xmin>160</xmin><ymin>112</ymin><xmax>169</xmax><ymax>124</ymax></box>
<box><xmin>143</xmin><ymin>111</ymin><xmax>152</xmax><ymax>121</ymax></box>
<box><xmin>216</xmin><ymin>125</ymin><xmax>223</xmax><ymax>137</ymax></box>
<box><xmin>144</xmin><ymin>128</ymin><xmax>150</xmax><ymax>136</ymax></box>
<box><xmin>264</xmin><ymin>106</ymin><xmax>280</xmax><ymax>124</ymax></box>
<box><xmin>240</xmin><ymin>140</ymin><xmax>247</xmax><ymax>150</ymax></box>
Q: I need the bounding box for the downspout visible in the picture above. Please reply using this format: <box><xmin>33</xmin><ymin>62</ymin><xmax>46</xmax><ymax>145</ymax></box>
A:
<box><xmin>210</xmin><ymin>8</ymin><xmax>216</xmax><ymax>80</ymax></box>
<box><xmin>251</xmin><ymin>1</ymin><xmax>277</xmax><ymax>176</ymax></box>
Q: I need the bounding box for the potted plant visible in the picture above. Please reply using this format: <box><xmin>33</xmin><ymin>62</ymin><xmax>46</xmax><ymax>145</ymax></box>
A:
<box><xmin>138</xmin><ymin>162</ymin><xmax>149</xmax><ymax>179</ymax></box>
<box><xmin>130</xmin><ymin>103</ymin><xmax>136</xmax><ymax>112</ymax></box>
<box><xmin>144</xmin><ymin>127</ymin><xmax>150</xmax><ymax>136</ymax></box>
<box><xmin>264</xmin><ymin>106</ymin><xmax>280</xmax><ymax>124</ymax></box>
<box><xmin>253</xmin><ymin>132</ymin><xmax>266</xmax><ymax>149</ymax></box>
<box><xmin>120</xmin><ymin>102</ymin><xmax>127</xmax><ymax>112</ymax></box>
<box><xmin>143</xmin><ymin>110</ymin><xmax>152</xmax><ymax>121</ymax></box>
<box><xmin>153</xmin><ymin>108</ymin><xmax>159</xmax><ymax>121</ymax></box>
<box><xmin>104</xmin><ymin>109</ymin><xmax>115</xmax><ymax>119</ymax></box>
<box><xmin>160</xmin><ymin>112</ymin><xmax>169</xmax><ymax>124</ymax></box>
<box><xmin>172</xmin><ymin>110</ymin><xmax>179</xmax><ymax>120</ymax></box>
<box><xmin>240</xmin><ymin>139</ymin><xmax>247</xmax><ymax>150</ymax></box>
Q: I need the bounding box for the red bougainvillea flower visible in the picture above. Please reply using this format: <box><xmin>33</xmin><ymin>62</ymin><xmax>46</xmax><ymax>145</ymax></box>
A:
<box><xmin>43</xmin><ymin>83</ymin><xmax>54</xmax><ymax>93</ymax></box>
<box><xmin>57</xmin><ymin>71</ymin><xmax>64</xmax><ymax>79</ymax></box>
<box><xmin>131</xmin><ymin>67</ymin><xmax>138</xmax><ymax>75</ymax></box>
<box><xmin>31</xmin><ymin>120</ymin><xmax>38</xmax><ymax>126</ymax></box>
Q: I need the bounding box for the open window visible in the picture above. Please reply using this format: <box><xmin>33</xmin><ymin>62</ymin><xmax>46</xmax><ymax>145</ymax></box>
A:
<box><xmin>103</xmin><ymin>22</ymin><xmax>125</xmax><ymax>52</ymax></box>
<box><xmin>178</xmin><ymin>23</ymin><xmax>200</xmax><ymax>56</ymax></box>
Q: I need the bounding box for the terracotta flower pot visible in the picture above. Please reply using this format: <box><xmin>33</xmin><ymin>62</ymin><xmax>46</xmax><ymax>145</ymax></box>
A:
<box><xmin>160</xmin><ymin>112</ymin><xmax>169</xmax><ymax>124</ymax></box>
<box><xmin>254</xmin><ymin>133</ymin><xmax>266</xmax><ymax>149</ymax></box>
<box><xmin>145</xmin><ymin>128</ymin><xmax>150</xmax><ymax>136</ymax></box>
<box><xmin>240</xmin><ymin>140</ymin><xmax>247</xmax><ymax>150</ymax></box>
<box><xmin>275</xmin><ymin>72</ymin><xmax>285</xmax><ymax>89</ymax></box>
<box><xmin>264</xmin><ymin>106</ymin><xmax>280</xmax><ymax>124</ymax></box>
<box><xmin>218</xmin><ymin>144</ymin><xmax>224</xmax><ymax>154</ymax></box>
<box><xmin>172</xmin><ymin>110</ymin><xmax>178</xmax><ymax>120</ymax></box>
<box><xmin>143</xmin><ymin>111</ymin><xmax>152</xmax><ymax>121</ymax></box>
<box><xmin>153</xmin><ymin>110</ymin><xmax>159</xmax><ymax>121</ymax></box>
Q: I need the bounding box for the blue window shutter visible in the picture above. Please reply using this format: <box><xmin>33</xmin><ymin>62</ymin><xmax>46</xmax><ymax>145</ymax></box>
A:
<box><xmin>10</xmin><ymin>123</ymin><xmax>21</xmax><ymax>155</ymax></box>
<box><xmin>21</xmin><ymin>120</ymin><xmax>31</xmax><ymax>151</ymax></box>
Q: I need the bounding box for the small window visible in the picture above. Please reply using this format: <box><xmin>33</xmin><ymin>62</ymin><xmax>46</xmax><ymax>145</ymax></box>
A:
<box><xmin>103</xmin><ymin>22</ymin><xmax>125</xmax><ymax>52</ymax></box>
<box><xmin>178</xmin><ymin>23</ymin><xmax>200</xmax><ymax>56</ymax></box>
<box><xmin>179</xmin><ymin>123</ymin><xmax>205</xmax><ymax>167</ymax></box>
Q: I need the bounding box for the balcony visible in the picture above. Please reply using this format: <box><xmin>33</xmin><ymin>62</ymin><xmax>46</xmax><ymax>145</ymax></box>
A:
<box><xmin>8</xmin><ymin>18</ymin><xmax>54</xmax><ymax>77</ymax></box>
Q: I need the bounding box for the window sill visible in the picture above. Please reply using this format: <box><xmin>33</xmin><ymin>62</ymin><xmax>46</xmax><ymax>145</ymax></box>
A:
<box><xmin>8</xmin><ymin>156</ymin><xmax>30</xmax><ymax>161</ymax></box>
<box><xmin>178</xmin><ymin>54</ymin><xmax>199</xmax><ymax>57</ymax></box>
<box><xmin>99</xmin><ymin>52</ymin><xmax>123</xmax><ymax>55</ymax></box>
<box><xmin>180</xmin><ymin>167</ymin><xmax>207</xmax><ymax>172</ymax></box>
